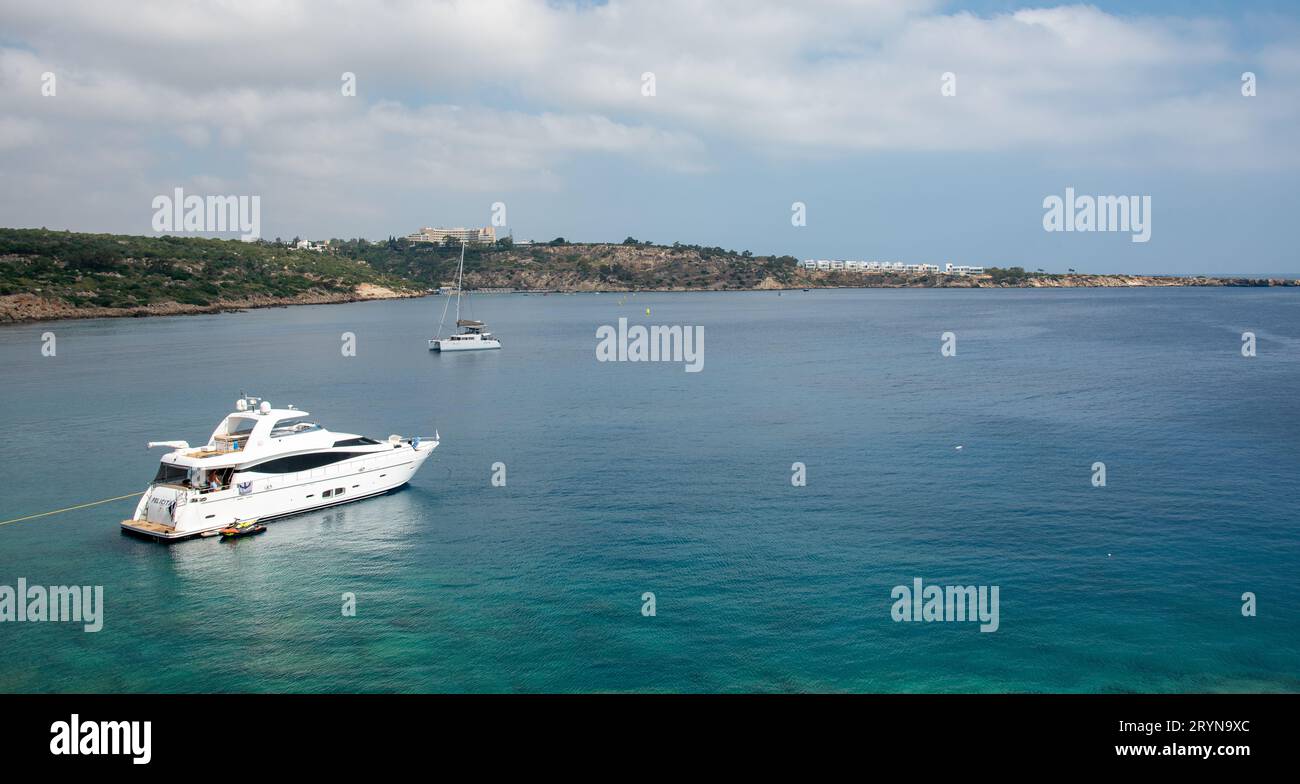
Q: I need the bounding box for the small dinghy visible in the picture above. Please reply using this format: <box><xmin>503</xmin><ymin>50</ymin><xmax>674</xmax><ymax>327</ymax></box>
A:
<box><xmin>218</xmin><ymin>520</ymin><xmax>265</xmax><ymax>539</ymax></box>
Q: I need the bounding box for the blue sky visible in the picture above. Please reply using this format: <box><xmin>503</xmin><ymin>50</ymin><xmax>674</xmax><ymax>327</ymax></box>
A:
<box><xmin>1</xmin><ymin>0</ymin><xmax>1297</xmax><ymax>274</ymax></box>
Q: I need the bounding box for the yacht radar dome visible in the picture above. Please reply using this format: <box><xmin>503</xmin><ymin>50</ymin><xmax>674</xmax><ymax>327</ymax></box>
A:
<box><xmin>259</xmin><ymin>401</ymin><xmax>272</xmax><ymax>414</ymax></box>
<box><xmin>236</xmin><ymin>399</ymin><xmax>248</xmax><ymax>412</ymax></box>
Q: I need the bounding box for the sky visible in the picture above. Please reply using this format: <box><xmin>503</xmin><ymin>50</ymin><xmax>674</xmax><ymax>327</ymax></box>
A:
<box><xmin>1</xmin><ymin>0</ymin><xmax>1297</xmax><ymax>274</ymax></box>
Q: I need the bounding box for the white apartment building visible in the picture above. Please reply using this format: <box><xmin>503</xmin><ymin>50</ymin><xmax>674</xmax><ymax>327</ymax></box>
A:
<box><xmin>800</xmin><ymin>258</ymin><xmax>978</xmax><ymax>275</ymax></box>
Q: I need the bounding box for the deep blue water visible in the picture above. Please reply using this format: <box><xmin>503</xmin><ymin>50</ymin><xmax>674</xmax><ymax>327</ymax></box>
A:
<box><xmin>1</xmin><ymin>288</ymin><xmax>1297</xmax><ymax>693</ymax></box>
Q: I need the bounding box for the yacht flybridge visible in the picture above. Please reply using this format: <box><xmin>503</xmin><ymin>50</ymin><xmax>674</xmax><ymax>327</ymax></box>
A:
<box><xmin>429</xmin><ymin>241</ymin><xmax>502</xmax><ymax>351</ymax></box>
<box><xmin>121</xmin><ymin>395</ymin><xmax>437</xmax><ymax>541</ymax></box>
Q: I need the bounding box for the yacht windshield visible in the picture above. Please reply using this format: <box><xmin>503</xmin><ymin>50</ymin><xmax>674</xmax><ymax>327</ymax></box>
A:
<box><xmin>270</xmin><ymin>418</ymin><xmax>322</xmax><ymax>437</ymax></box>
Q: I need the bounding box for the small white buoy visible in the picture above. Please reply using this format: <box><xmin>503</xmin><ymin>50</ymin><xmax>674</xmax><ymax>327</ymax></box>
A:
<box><xmin>954</xmin><ymin>445</ymin><xmax>963</xmax><ymax>450</ymax></box>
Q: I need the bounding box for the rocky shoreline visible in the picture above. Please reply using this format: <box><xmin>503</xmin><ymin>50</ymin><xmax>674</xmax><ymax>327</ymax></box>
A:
<box><xmin>0</xmin><ymin>285</ymin><xmax>425</xmax><ymax>325</ymax></box>
<box><xmin>2</xmin><ymin>273</ymin><xmax>1293</xmax><ymax>325</ymax></box>
<box><xmin>1019</xmin><ymin>274</ymin><xmax>1295</xmax><ymax>288</ymax></box>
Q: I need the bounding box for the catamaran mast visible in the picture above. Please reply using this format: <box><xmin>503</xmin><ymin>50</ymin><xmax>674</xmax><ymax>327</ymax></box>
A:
<box><xmin>454</xmin><ymin>240</ymin><xmax>465</xmax><ymax>324</ymax></box>
<box><xmin>434</xmin><ymin>240</ymin><xmax>468</xmax><ymax>340</ymax></box>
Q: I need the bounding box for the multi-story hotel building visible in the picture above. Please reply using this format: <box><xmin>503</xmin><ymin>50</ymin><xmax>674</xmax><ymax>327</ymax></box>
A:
<box><xmin>406</xmin><ymin>226</ymin><xmax>498</xmax><ymax>245</ymax></box>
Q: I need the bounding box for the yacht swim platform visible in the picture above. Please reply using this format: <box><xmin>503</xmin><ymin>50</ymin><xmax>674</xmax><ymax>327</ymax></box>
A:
<box><xmin>121</xmin><ymin>519</ymin><xmax>177</xmax><ymax>537</ymax></box>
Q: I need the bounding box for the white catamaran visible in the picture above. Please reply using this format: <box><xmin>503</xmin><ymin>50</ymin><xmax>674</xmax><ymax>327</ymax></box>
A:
<box><xmin>429</xmin><ymin>241</ymin><xmax>502</xmax><ymax>351</ymax></box>
<box><xmin>121</xmin><ymin>395</ymin><xmax>437</xmax><ymax>541</ymax></box>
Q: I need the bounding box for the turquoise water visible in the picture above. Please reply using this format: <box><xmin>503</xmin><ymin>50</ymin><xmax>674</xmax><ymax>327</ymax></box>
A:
<box><xmin>1</xmin><ymin>288</ymin><xmax>1297</xmax><ymax>693</ymax></box>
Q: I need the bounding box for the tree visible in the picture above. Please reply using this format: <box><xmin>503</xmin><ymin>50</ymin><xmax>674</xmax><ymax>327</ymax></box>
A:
<box><xmin>65</xmin><ymin>247</ymin><xmax>120</xmax><ymax>272</ymax></box>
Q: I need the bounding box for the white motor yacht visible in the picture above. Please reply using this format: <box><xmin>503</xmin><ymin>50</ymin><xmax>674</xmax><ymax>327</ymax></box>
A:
<box><xmin>121</xmin><ymin>395</ymin><xmax>437</xmax><ymax>541</ymax></box>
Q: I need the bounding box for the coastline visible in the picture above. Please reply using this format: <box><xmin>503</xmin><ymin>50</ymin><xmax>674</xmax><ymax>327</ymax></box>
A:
<box><xmin>3</xmin><ymin>230</ymin><xmax>1294</xmax><ymax>325</ymax></box>
<box><xmin>2</xmin><ymin>273</ymin><xmax>1294</xmax><ymax>325</ymax></box>
<box><xmin>0</xmin><ymin>285</ymin><xmax>426</xmax><ymax>325</ymax></box>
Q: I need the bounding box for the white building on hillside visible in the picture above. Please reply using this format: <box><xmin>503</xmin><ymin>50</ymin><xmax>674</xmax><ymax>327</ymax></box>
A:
<box><xmin>799</xmin><ymin>258</ymin><xmax>978</xmax><ymax>275</ymax></box>
<box><xmin>406</xmin><ymin>226</ymin><xmax>497</xmax><ymax>245</ymax></box>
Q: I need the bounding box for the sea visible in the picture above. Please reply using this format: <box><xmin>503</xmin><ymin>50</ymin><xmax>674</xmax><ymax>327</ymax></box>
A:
<box><xmin>1</xmin><ymin>287</ymin><xmax>1297</xmax><ymax>692</ymax></box>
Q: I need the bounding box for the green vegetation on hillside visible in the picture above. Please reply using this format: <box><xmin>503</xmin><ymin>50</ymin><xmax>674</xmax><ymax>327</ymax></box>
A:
<box><xmin>0</xmin><ymin>228</ymin><xmax>420</xmax><ymax>309</ymax></box>
<box><xmin>10</xmin><ymin>228</ymin><xmax>1276</xmax><ymax>321</ymax></box>
<box><xmin>0</xmin><ymin>229</ymin><xmax>804</xmax><ymax>314</ymax></box>
<box><xmin>327</xmin><ymin>236</ymin><xmax>801</xmax><ymax>290</ymax></box>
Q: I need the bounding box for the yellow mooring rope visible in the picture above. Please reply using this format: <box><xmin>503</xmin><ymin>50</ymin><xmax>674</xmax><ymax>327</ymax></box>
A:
<box><xmin>0</xmin><ymin>493</ymin><xmax>142</xmax><ymax>528</ymax></box>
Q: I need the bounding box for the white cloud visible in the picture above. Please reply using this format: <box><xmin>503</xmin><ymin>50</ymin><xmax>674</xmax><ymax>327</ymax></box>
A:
<box><xmin>0</xmin><ymin>0</ymin><xmax>1296</xmax><ymax>236</ymax></box>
